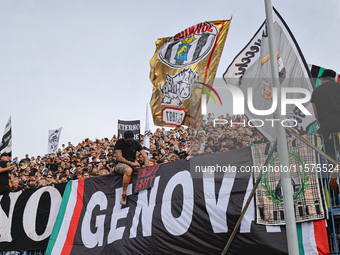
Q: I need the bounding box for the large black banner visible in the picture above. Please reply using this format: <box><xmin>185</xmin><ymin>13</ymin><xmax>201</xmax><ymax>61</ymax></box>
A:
<box><xmin>0</xmin><ymin>184</ymin><xmax>66</xmax><ymax>251</ymax></box>
<box><xmin>117</xmin><ymin>120</ymin><xmax>140</xmax><ymax>141</ymax></box>
<box><xmin>48</xmin><ymin>147</ymin><xmax>289</xmax><ymax>255</ymax></box>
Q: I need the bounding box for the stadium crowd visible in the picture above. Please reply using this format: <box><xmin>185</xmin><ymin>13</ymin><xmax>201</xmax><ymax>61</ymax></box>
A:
<box><xmin>6</xmin><ymin>114</ymin><xmax>266</xmax><ymax>191</ymax></box>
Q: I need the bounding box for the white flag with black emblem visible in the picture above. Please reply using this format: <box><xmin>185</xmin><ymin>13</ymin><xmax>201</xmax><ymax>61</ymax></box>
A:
<box><xmin>0</xmin><ymin>116</ymin><xmax>12</xmax><ymax>156</ymax></box>
<box><xmin>223</xmin><ymin>8</ymin><xmax>315</xmax><ymax>141</ymax></box>
<box><xmin>143</xmin><ymin>103</ymin><xmax>150</xmax><ymax>154</ymax></box>
<box><xmin>48</xmin><ymin>127</ymin><xmax>62</xmax><ymax>154</ymax></box>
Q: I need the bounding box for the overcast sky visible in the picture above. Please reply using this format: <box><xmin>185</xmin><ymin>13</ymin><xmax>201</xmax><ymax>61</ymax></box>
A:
<box><xmin>1</xmin><ymin>0</ymin><xmax>339</xmax><ymax>159</ymax></box>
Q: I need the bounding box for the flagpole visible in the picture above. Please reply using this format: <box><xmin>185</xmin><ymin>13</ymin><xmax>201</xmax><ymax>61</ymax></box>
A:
<box><xmin>143</xmin><ymin>103</ymin><xmax>150</xmax><ymax>154</ymax></box>
<box><xmin>221</xmin><ymin>140</ymin><xmax>277</xmax><ymax>255</ymax></box>
<box><xmin>264</xmin><ymin>1</ymin><xmax>299</xmax><ymax>254</ymax></box>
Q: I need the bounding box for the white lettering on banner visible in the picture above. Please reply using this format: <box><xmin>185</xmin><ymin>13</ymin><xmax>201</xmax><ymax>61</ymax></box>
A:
<box><xmin>162</xmin><ymin>108</ymin><xmax>185</xmax><ymax>126</ymax></box>
<box><xmin>203</xmin><ymin>172</ymin><xmax>281</xmax><ymax>234</ymax></box>
<box><xmin>23</xmin><ymin>187</ymin><xmax>62</xmax><ymax>241</ymax></box>
<box><xmin>0</xmin><ymin>191</ymin><xmax>22</xmax><ymax>242</ymax></box>
<box><xmin>240</xmin><ymin>177</ymin><xmax>254</xmax><ymax>233</ymax></box>
<box><xmin>118</xmin><ymin>124</ymin><xmax>140</xmax><ymax>131</ymax></box>
<box><xmin>266</xmin><ymin>225</ymin><xmax>281</xmax><ymax>232</ymax></box>
<box><xmin>203</xmin><ymin>172</ymin><xmax>235</xmax><ymax>233</ymax></box>
<box><xmin>161</xmin><ymin>171</ymin><xmax>194</xmax><ymax>236</ymax></box>
<box><xmin>134</xmin><ymin>134</ymin><xmax>140</xmax><ymax>141</ymax></box>
<box><xmin>130</xmin><ymin>177</ymin><xmax>160</xmax><ymax>238</ymax></box>
<box><xmin>81</xmin><ymin>191</ymin><xmax>108</xmax><ymax>248</ymax></box>
<box><xmin>107</xmin><ymin>185</ymin><xmax>132</xmax><ymax>244</ymax></box>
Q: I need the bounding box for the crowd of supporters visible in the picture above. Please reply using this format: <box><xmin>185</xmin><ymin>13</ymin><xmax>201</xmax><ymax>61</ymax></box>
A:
<box><xmin>6</xmin><ymin>114</ymin><xmax>267</xmax><ymax>191</ymax></box>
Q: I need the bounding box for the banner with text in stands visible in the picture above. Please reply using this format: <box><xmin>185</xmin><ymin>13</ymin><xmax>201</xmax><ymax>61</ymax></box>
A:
<box><xmin>0</xmin><ymin>184</ymin><xmax>66</xmax><ymax>251</ymax></box>
<box><xmin>46</xmin><ymin>147</ymin><xmax>329</xmax><ymax>255</ymax></box>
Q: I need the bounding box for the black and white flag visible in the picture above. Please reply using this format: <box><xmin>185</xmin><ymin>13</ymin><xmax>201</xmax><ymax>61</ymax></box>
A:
<box><xmin>48</xmin><ymin>128</ymin><xmax>62</xmax><ymax>154</ymax></box>
<box><xmin>223</xmin><ymin>8</ymin><xmax>315</xmax><ymax>141</ymax></box>
<box><xmin>0</xmin><ymin>116</ymin><xmax>12</xmax><ymax>156</ymax></box>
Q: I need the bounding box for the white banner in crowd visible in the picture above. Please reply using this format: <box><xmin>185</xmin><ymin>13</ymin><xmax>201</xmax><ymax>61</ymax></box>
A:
<box><xmin>48</xmin><ymin>128</ymin><xmax>62</xmax><ymax>154</ymax></box>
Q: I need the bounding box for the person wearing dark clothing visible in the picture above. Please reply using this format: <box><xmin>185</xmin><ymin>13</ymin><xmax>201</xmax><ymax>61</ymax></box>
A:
<box><xmin>46</xmin><ymin>158</ymin><xmax>58</xmax><ymax>172</ymax></box>
<box><xmin>177</xmin><ymin>144</ymin><xmax>188</xmax><ymax>159</ymax></box>
<box><xmin>115</xmin><ymin>131</ymin><xmax>149</xmax><ymax>205</ymax></box>
<box><xmin>311</xmin><ymin>69</ymin><xmax>340</xmax><ymax>189</ymax></box>
<box><xmin>0</xmin><ymin>152</ymin><xmax>15</xmax><ymax>195</ymax></box>
<box><xmin>311</xmin><ymin>69</ymin><xmax>340</xmax><ymax>137</ymax></box>
<box><xmin>311</xmin><ymin>69</ymin><xmax>340</xmax><ymax>158</ymax></box>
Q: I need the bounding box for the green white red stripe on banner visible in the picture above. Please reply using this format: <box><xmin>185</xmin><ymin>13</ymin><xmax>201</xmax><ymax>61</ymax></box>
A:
<box><xmin>46</xmin><ymin>179</ymin><xmax>85</xmax><ymax>255</ymax></box>
<box><xmin>297</xmin><ymin>220</ymin><xmax>329</xmax><ymax>255</ymax></box>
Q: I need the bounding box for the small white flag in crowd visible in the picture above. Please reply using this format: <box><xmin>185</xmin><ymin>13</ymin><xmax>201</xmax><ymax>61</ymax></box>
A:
<box><xmin>0</xmin><ymin>116</ymin><xmax>12</xmax><ymax>156</ymax></box>
<box><xmin>48</xmin><ymin>127</ymin><xmax>62</xmax><ymax>154</ymax></box>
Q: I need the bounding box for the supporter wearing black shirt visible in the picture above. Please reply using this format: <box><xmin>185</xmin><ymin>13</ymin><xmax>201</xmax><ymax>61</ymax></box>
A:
<box><xmin>163</xmin><ymin>136</ymin><xmax>170</xmax><ymax>146</ymax></box>
<box><xmin>0</xmin><ymin>153</ymin><xmax>15</xmax><ymax>195</ymax></box>
<box><xmin>169</xmin><ymin>144</ymin><xmax>178</xmax><ymax>155</ymax></box>
<box><xmin>177</xmin><ymin>144</ymin><xmax>188</xmax><ymax>159</ymax></box>
<box><xmin>46</xmin><ymin>158</ymin><xmax>58</xmax><ymax>172</ymax></box>
<box><xmin>115</xmin><ymin>131</ymin><xmax>149</xmax><ymax>206</ymax></box>
<box><xmin>311</xmin><ymin>69</ymin><xmax>340</xmax><ymax>190</ymax></box>
<box><xmin>206</xmin><ymin>137</ymin><xmax>219</xmax><ymax>153</ymax></box>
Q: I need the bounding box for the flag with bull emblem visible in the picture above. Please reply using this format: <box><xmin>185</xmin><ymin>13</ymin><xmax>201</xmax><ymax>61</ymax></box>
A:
<box><xmin>149</xmin><ymin>19</ymin><xmax>231</xmax><ymax>129</ymax></box>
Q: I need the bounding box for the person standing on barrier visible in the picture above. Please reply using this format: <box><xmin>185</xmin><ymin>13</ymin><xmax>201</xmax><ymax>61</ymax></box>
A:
<box><xmin>311</xmin><ymin>69</ymin><xmax>340</xmax><ymax>189</ymax></box>
<box><xmin>115</xmin><ymin>130</ymin><xmax>149</xmax><ymax>205</ymax></box>
<box><xmin>0</xmin><ymin>152</ymin><xmax>16</xmax><ymax>195</ymax></box>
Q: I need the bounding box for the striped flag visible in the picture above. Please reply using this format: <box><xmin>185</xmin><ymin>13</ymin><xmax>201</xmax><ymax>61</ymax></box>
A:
<box><xmin>0</xmin><ymin>116</ymin><xmax>12</xmax><ymax>156</ymax></box>
<box><xmin>46</xmin><ymin>179</ymin><xmax>84</xmax><ymax>255</ymax></box>
<box><xmin>297</xmin><ymin>220</ymin><xmax>330</xmax><ymax>255</ymax></box>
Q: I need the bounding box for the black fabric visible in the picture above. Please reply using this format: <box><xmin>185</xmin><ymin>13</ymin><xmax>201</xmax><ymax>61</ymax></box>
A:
<box><xmin>0</xmin><ymin>185</ymin><xmax>10</xmax><ymax>195</ymax></box>
<box><xmin>0</xmin><ymin>160</ymin><xmax>9</xmax><ymax>186</ymax></box>
<box><xmin>115</xmin><ymin>139</ymin><xmax>143</xmax><ymax>162</ymax></box>
<box><xmin>0</xmin><ymin>183</ymin><xmax>66</xmax><ymax>251</ymax></box>
<box><xmin>46</xmin><ymin>163</ymin><xmax>58</xmax><ymax>172</ymax></box>
<box><xmin>68</xmin><ymin>149</ymin><xmax>288</xmax><ymax>255</ymax></box>
<box><xmin>177</xmin><ymin>150</ymin><xmax>188</xmax><ymax>159</ymax></box>
<box><xmin>311</xmin><ymin>81</ymin><xmax>340</xmax><ymax>134</ymax></box>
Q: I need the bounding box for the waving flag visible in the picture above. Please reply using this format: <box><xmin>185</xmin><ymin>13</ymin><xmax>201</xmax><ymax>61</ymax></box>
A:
<box><xmin>150</xmin><ymin>19</ymin><xmax>231</xmax><ymax>129</ymax></box>
<box><xmin>309</xmin><ymin>64</ymin><xmax>340</xmax><ymax>87</ymax></box>
<box><xmin>223</xmin><ymin>8</ymin><xmax>315</xmax><ymax>141</ymax></box>
<box><xmin>0</xmin><ymin>116</ymin><xmax>12</xmax><ymax>156</ymax></box>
